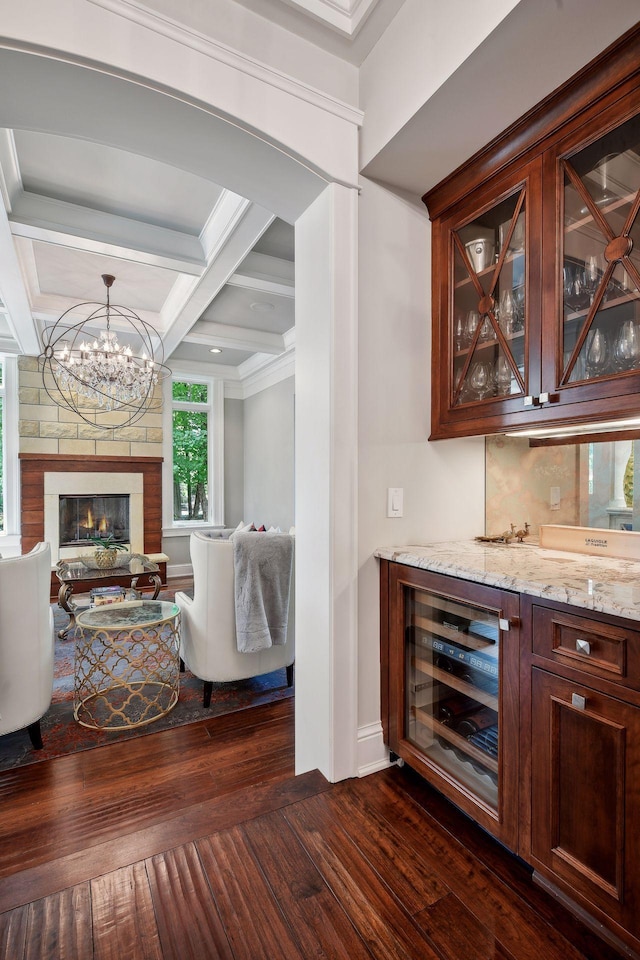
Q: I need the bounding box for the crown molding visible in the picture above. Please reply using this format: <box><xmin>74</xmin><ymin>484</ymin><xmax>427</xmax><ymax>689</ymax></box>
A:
<box><xmin>87</xmin><ymin>0</ymin><xmax>364</xmax><ymax>127</ymax></box>
<box><xmin>240</xmin><ymin>344</ymin><xmax>295</xmax><ymax>398</ymax></box>
<box><xmin>281</xmin><ymin>0</ymin><xmax>381</xmax><ymax>37</ymax></box>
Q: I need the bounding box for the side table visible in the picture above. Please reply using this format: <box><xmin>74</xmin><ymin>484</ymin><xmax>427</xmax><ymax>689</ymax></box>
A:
<box><xmin>74</xmin><ymin>599</ymin><xmax>181</xmax><ymax>730</ymax></box>
<box><xmin>56</xmin><ymin>554</ymin><xmax>161</xmax><ymax>639</ymax></box>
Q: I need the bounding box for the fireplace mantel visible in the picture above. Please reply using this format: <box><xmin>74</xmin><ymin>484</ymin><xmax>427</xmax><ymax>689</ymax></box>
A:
<box><xmin>19</xmin><ymin>454</ymin><xmax>163</xmax><ymax>558</ymax></box>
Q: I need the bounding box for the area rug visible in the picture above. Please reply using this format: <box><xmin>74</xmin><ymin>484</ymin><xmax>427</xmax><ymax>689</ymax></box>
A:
<box><xmin>0</xmin><ymin>593</ymin><xmax>294</xmax><ymax>772</ymax></box>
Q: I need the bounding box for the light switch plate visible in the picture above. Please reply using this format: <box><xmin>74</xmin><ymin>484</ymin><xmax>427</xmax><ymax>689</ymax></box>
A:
<box><xmin>387</xmin><ymin>487</ymin><xmax>403</xmax><ymax>518</ymax></box>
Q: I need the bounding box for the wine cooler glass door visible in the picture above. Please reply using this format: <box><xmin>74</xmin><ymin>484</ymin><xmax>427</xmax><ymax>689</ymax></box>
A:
<box><xmin>405</xmin><ymin>587</ymin><xmax>501</xmax><ymax>811</ymax></box>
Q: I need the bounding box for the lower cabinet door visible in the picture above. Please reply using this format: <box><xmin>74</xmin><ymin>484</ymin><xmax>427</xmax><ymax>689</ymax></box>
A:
<box><xmin>530</xmin><ymin>667</ymin><xmax>640</xmax><ymax>937</ymax></box>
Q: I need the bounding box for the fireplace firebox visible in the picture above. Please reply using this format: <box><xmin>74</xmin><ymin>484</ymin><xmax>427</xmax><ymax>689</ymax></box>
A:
<box><xmin>59</xmin><ymin>494</ymin><xmax>130</xmax><ymax>548</ymax></box>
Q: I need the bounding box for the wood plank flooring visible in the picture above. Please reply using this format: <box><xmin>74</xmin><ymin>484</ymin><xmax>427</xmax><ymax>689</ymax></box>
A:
<box><xmin>0</xmin><ymin>697</ymin><xmax>629</xmax><ymax>960</ymax></box>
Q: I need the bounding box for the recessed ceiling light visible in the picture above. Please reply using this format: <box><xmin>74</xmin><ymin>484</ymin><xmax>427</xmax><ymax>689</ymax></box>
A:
<box><xmin>250</xmin><ymin>301</ymin><xmax>274</xmax><ymax>313</ymax></box>
<box><xmin>210</xmin><ymin>347</ymin><xmax>222</xmax><ymax>354</ymax></box>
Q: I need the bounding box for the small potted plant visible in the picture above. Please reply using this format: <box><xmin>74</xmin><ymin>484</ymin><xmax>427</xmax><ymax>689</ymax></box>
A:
<box><xmin>90</xmin><ymin>534</ymin><xmax>128</xmax><ymax>569</ymax></box>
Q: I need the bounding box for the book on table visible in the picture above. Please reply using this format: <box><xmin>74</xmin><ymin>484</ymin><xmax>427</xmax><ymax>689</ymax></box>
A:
<box><xmin>90</xmin><ymin>585</ymin><xmax>126</xmax><ymax>606</ymax></box>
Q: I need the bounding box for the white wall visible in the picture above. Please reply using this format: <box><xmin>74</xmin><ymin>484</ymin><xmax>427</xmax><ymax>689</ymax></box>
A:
<box><xmin>359</xmin><ymin>0</ymin><xmax>521</xmax><ymax>169</ymax></box>
<box><xmin>243</xmin><ymin>377</ymin><xmax>295</xmax><ymax>531</ymax></box>
<box><xmin>224</xmin><ymin>397</ymin><xmax>245</xmax><ymax>528</ymax></box>
<box><xmin>356</xmin><ymin>176</ymin><xmax>485</xmax><ymax>772</ymax></box>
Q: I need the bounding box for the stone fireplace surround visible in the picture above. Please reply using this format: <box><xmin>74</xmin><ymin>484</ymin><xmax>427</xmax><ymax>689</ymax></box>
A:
<box><xmin>45</xmin><ymin>473</ymin><xmax>144</xmax><ymax>562</ymax></box>
<box><xmin>19</xmin><ymin>454</ymin><xmax>165</xmax><ymax>594</ymax></box>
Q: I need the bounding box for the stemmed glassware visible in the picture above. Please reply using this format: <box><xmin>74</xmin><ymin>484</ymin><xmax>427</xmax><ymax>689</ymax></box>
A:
<box><xmin>494</xmin><ymin>355</ymin><xmax>512</xmax><ymax>395</ymax></box>
<box><xmin>498</xmin><ymin>290</ymin><xmax>515</xmax><ymax>336</ymax></box>
<box><xmin>469</xmin><ymin>361</ymin><xmax>493</xmax><ymax>399</ymax></box>
<box><xmin>613</xmin><ymin>319</ymin><xmax>640</xmax><ymax>371</ymax></box>
<box><xmin>465</xmin><ymin>310</ymin><xmax>479</xmax><ymax>344</ymax></box>
<box><xmin>478</xmin><ymin>316</ymin><xmax>493</xmax><ymax>342</ymax></box>
<box><xmin>585</xmin><ymin>255</ymin><xmax>602</xmax><ymax>304</ymax></box>
<box><xmin>586</xmin><ymin>327</ymin><xmax>608</xmax><ymax>377</ymax></box>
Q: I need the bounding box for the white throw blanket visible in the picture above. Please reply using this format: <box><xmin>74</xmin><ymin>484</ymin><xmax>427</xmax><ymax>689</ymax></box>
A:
<box><xmin>233</xmin><ymin>532</ymin><xmax>293</xmax><ymax>653</ymax></box>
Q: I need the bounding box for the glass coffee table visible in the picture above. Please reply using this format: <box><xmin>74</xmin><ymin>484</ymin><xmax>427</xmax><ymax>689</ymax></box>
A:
<box><xmin>74</xmin><ymin>599</ymin><xmax>181</xmax><ymax>730</ymax></box>
<box><xmin>55</xmin><ymin>554</ymin><xmax>161</xmax><ymax>638</ymax></box>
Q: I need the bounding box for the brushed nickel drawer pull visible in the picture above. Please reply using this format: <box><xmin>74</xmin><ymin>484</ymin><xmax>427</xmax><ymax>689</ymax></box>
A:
<box><xmin>571</xmin><ymin>693</ymin><xmax>587</xmax><ymax>710</ymax></box>
<box><xmin>576</xmin><ymin>638</ymin><xmax>591</xmax><ymax>656</ymax></box>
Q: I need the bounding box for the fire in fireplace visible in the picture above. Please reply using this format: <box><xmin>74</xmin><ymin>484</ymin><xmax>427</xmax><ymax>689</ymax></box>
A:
<box><xmin>59</xmin><ymin>494</ymin><xmax>130</xmax><ymax>547</ymax></box>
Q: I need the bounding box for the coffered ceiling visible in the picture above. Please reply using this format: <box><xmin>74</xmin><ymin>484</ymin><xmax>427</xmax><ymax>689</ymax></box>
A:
<box><xmin>0</xmin><ymin>124</ymin><xmax>295</xmax><ymax>387</ymax></box>
<box><xmin>0</xmin><ymin>0</ymin><xmax>402</xmax><ymax>389</ymax></box>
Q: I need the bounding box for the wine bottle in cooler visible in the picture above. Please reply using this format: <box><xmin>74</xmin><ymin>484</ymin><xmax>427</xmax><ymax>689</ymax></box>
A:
<box><xmin>456</xmin><ymin>707</ymin><xmax>498</xmax><ymax>738</ymax></box>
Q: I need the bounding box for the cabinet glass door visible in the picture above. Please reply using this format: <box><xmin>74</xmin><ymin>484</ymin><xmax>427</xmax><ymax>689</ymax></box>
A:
<box><xmin>561</xmin><ymin>113</ymin><xmax>640</xmax><ymax>385</ymax></box>
<box><xmin>405</xmin><ymin>587</ymin><xmax>500</xmax><ymax>810</ymax></box>
<box><xmin>452</xmin><ymin>189</ymin><xmax>527</xmax><ymax>406</ymax></box>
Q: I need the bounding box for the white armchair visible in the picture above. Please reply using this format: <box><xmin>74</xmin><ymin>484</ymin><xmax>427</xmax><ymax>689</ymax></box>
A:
<box><xmin>176</xmin><ymin>531</ymin><xmax>295</xmax><ymax>707</ymax></box>
<box><xmin>0</xmin><ymin>542</ymin><xmax>55</xmax><ymax>749</ymax></box>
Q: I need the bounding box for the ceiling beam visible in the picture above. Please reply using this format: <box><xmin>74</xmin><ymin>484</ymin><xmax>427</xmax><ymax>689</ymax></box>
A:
<box><xmin>9</xmin><ymin>191</ymin><xmax>206</xmax><ymax>275</ymax></box>
<box><xmin>227</xmin><ymin>250</ymin><xmax>295</xmax><ymax>299</ymax></box>
<box><xmin>184</xmin><ymin>320</ymin><xmax>285</xmax><ymax>355</ymax></box>
<box><xmin>162</xmin><ymin>198</ymin><xmax>275</xmax><ymax>358</ymax></box>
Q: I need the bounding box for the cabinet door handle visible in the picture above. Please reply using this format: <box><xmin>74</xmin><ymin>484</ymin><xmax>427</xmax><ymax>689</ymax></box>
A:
<box><xmin>576</xmin><ymin>638</ymin><xmax>591</xmax><ymax>656</ymax></box>
<box><xmin>571</xmin><ymin>693</ymin><xmax>587</xmax><ymax>710</ymax></box>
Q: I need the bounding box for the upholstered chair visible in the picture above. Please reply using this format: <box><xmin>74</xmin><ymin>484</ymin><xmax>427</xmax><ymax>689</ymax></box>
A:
<box><xmin>175</xmin><ymin>531</ymin><xmax>295</xmax><ymax>707</ymax></box>
<box><xmin>0</xmin><ymin>542</ymin><xmax>55</xmax><ymax>748</ymax></box>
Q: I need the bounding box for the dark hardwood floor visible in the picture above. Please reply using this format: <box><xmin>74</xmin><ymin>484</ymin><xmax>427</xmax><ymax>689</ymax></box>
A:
<box><xmin>0</xmin><ymin>697</ymin><xmax>629</xmax><ymax>959</ymax></box>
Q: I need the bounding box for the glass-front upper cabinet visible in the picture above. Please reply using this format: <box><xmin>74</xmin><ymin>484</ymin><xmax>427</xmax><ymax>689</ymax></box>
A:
<box><xmin>426</xmin><ymin>29</ymin><xmax>640</xmax><ymax>440</ymax></box>
<box><xmin>430</xmin><ymin>158</ymin><xmax>542</xmax><ymax>440</ymax></box>
<box><xmin>452</xmin><ymin>190</ymin><xmax>527</xmax><ymax>406</ymax></box>
<box><xmin>559</xmin><ymin>112</ymin><xmax>640</xmax><ymax>388</ymax></box>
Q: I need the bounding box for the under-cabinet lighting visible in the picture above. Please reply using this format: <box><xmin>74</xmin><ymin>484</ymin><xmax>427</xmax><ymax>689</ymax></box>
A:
<box><xmin>508</xmin><ymin>417</ymin><xmax>640</xmax><ymax>440</ymax></box>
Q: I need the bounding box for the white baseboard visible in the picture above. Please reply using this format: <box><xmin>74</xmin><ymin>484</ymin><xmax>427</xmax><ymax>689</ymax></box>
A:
<box><xmin>357</xmin><ymin>720</ymin><xmax>391</xmax><ymax>777</ymax></box>
<box><xmin>167</xmin><ymin>563</ymin><xmax>193</xmax><ymax>579</ymax></box>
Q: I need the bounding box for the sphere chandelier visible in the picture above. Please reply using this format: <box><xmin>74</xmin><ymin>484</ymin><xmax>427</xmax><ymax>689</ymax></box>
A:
<box><xmin>39</xmin><ymin>274</ymin><xmax>171</xmax><ymax>429</ymax></box>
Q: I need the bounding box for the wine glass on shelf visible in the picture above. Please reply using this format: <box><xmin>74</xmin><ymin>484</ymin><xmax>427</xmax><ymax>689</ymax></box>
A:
<box><xmin>563</xmin><ymin>264</ymin><xmax>576</xmax><ymax>310</ymax></box>
<box><xmin>512</xmin><ymin>286</ymin><xmax>526</xmax><ymax>331</ymax></box>
<box><xmin>478</xmin><ymin>316</ymin><xmax>493</xmax><ymax>342</ymax></box>
<box><xmin>465</xmin><ymin>310</ymin><xmax>479</xmax><ymax>344</ymax></box>
<box><xmin>499</xmin><ymin>290</ymin><xmax>515</xmax><ymax>336</ymax></box>
<box><xmin>454</xmin><ymin>313</ymin><xmax>465</xmax><ymax>351</ymax></box>
<box><xmin>469</xmin><ymin>361</ymin><xmax>493</xmax><ymax>400</ymax></box>
<box><xmin>586</xmin><ymin>327</ymin><xmax>609</xmax><ymax>377</ymax></box>
<box><xmin>584</xmin><ymin>255</ymin><xmax>602</xmax><ymax>304</ymax></box>
<box><xmin>613</xmin><ymin>319</ymin><xmax>640</xmax><ymax>371</ymax></box>
<box><xmin>494</xmin><ymin>355</ymin><xmax>512</xmax><ymax>395</ymax></box>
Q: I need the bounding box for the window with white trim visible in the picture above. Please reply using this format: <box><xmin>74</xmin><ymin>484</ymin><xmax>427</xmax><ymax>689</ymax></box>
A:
<box><xmin>163</xmin><ymin>374</ymin><xmax>224</xmax><ymax>529</ymax></box>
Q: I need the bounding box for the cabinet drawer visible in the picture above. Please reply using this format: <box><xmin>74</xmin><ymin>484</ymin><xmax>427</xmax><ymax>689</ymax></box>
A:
<box><xmin>531</xmin><ymin>605</ymin><xmax>640</xmax><ymax>688</ymax></box>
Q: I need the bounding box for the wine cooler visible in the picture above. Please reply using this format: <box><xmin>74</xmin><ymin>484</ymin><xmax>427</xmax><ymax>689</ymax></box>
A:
<box><xmin>406</xmin><ymin>589</ymin><xmax>501</xmax><ymax>809</ymax></box>
<box><xmin>384</xmin><ymin>562</ymin><xmax>520</xmax><ymax>848</ymax></box>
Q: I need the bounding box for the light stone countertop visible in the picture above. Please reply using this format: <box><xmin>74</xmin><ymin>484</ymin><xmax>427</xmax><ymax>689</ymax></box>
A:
<box><xmin>375</xmin><ymin>540</ymin><xmax>640</xmax><ymax>621</ymax></box>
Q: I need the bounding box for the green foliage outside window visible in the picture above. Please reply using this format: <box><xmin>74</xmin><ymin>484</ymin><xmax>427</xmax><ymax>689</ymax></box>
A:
<box><xmin>172</xmin><ymin>380</ymin><xmax>209</xmax><ymax>521</ymax></box>
<box><xmin>172</xmin><ymin>381</ymin><xmax>207</xmax><ymax>403</ymax></box>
